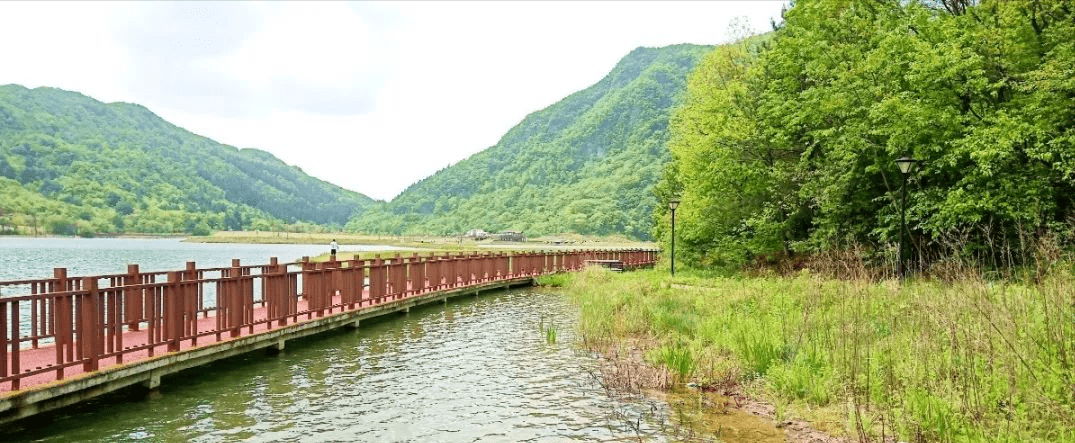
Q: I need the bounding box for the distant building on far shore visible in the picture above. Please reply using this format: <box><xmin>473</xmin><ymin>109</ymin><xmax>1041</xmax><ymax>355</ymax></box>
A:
<box><xmin>464</xmin><ymin>229</ymin><xmax>489</xmax><ymax>240</ymax></box>
<box><xmin>495</xmin><ymin>231</ymin><xmax>525</xmax><ymax>242</ymax></box>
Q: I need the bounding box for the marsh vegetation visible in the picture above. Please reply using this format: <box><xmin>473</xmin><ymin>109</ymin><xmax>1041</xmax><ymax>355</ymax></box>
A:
<box><xmin>564</xmin><ymin>262</ymin><xmax>1074</xmax><ymax>442</ymax></box>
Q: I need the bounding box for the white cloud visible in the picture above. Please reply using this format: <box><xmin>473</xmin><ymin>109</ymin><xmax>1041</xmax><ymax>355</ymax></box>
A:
<box><xmin>0</xmin><ymin>1</ymin><xmax>787</xmax><ymax>201</ymax></box>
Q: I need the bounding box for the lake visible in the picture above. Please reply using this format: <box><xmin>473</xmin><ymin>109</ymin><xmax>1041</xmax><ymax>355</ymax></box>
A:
<box><xmin>0</xmin><ymin>237</ymin><xmax>398</xmax><ymax>282</ymax></box>
<box><xmin>0</xmin><ymin>237</ymin><xmax>669</xmax><ymax>442</ymax></box>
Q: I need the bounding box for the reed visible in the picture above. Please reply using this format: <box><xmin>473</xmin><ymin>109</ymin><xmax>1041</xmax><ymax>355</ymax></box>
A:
<box><xmin>564</xmin><ymin>265</ymin><xmax>1075</xmax><ymax>442</ymax></box>
<box><xmin>538</xmin><ymin>315</ymin><xmax>558</xmax><ymax>344</ymax></box>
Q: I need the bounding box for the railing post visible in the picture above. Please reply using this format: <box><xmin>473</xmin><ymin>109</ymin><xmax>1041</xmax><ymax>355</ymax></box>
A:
<box><xmin>394</xmin><ymin>253</ymin><xmax>405</xmax><ymax>300</ymax></box>
<box><xmin>316</xmin><ymin>261</ymin><xmax>330</xmax><ymax>316</ymax></box>
<box><xmin>52</xmin><ymin>267</ymin><xmax>73</xmax><ymax>378</ymax></box>
<box><xmin>1</xmin><ymin>298</ymin><xmax>11</xmax><ymax>389</ymax></box>
<box><xmin>80</xmin><ymin>277</ymin><xmax>101</xmax><ymax>372</ymax></box>
<box><xmin>499</xmin><ymin>252</ymin><xmax>507</xmax><ymax>279</ymax></box>
<box><xmin>427</xmin><ymin>252</ymin><xmax>435</xmax><ymax>290</ymax></box>
<box><xmin>461</xmin><ymin>254</ymin><xmax>472</xmax><ymax>286</ymax></box>
<box><xmin>339</xmin><ymin>256</ymin><xmax>354</xmax><ymax>309</ymax></box>
<box><xmin>299</xmin><ymin>256</ymin><xmax>310</xmax><ymax>319</ymax></box>
<box><xmin>184</xmin><ymin>262</ymin><xmax>198</xmax><ymax>342</ymax></box>
<box><xmin>265</xmin><ymin>257</ymin><xmax>277</xmax><ymax>321</ymax></box>
<box><xmin>358</xmin><ymin>258</ymin><xmax>370</xmax><ymax>306</ymax></box>
<box><xmin>266</xmin><ymin>257</ymin><xmax>287</xmax><ymax>326</ymax></box>
<box><xmin>410</xmin><ymin>253</ymin><xmax>424</xmax><ymax>295</ymax></box>
<box><xmin>370</xmin><ymin>256</ymin><xmax>385</xmax><ymax>302</ymax></box>
<box><xmin>124</xmin><ymin>264</ymin><xmax>142</xmax><ymax>331</ymax></box>
<box><xmin>441</xmin><ymin>254</ymin><xmax>452</xmax><ymax>288</ymax></box>
<box><xmin>165</xmin><ymin>271</ymin><xmax>182</xmax><ymax>352</ymax></box>
<box><xmin>230</xmin><ymin>259</ymin><xmax>244</xmax><ymax>337</ymax></box>
<box><xmin>329</xmin><ymin>255</ymin><xmax>343</xmax><ymax>312</ymax></box>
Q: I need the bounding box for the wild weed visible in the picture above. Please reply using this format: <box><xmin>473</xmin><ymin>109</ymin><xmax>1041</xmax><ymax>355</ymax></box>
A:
<box><xmin>649</xmin><ymin>343</ymin><xmax>694</xmax><ymax>382</ymax></box>
<box><xmin>538</xmin><ymin>315</ymin><xmax>557</xmax><ymax>344</ymax></box>
<box><xmin>536</xmin><ymin>273</ymin><xmax>571</xmax><ymax>287</ymax></box>
<box><xmin>564</xmin><ymin>259</ymin><xmax>1075</xmax><ymax>442</ymax></box>
<box><xmin>545</xmin><ymin>324</ymin><xmax>557</xmax><ymax>344</ymax></box>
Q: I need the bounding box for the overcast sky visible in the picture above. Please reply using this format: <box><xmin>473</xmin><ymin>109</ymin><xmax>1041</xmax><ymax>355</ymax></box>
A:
<box><xmin>0</xmin><ymin>1</ymin><xmax>786</xmax><ymax>201</ymax></box>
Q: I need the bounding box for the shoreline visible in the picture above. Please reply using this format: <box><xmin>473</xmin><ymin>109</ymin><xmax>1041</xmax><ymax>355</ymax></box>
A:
<box><xmin>3</xmin><ymin>231</ymin><xmax>656</xmax><ymax>251</ymax></box>
<box><xmin>183</xmin><ymin>230</ymin><xmax>656</xmax><ymax>250</ymax></box>
<box><xmin>561</xmin><ymin>267</ymin><xmax>1075</xmax><ymax>442</ymax></box>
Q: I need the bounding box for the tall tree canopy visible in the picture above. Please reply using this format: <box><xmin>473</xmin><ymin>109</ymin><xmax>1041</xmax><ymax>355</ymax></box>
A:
<box><xmin>662</xmin><ymin>0</ymin><xmax>1075</xmax><ymax>268</ymax></box>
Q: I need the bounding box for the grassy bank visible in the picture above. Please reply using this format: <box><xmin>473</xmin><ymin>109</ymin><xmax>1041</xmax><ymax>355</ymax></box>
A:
<box><xmin>564</xmin><ymin>268</ymin><xmax>1074</xmax><ymax>442</ymax></box>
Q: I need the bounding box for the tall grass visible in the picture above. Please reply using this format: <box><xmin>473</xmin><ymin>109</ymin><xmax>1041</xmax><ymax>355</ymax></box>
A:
<box><xmin>650</xmin><ymin>343</ymin><xmax>694</xmax><ymax>382</ymax></box>
<box><xmin>564</xmin><ymin>265</ymin><xmax>1075</xmax><ymax>442</ymax></box>
<box><xmin>538</xmin><ymin>315</ymin><xmax>558</xmax><ymax>344</ymax></box>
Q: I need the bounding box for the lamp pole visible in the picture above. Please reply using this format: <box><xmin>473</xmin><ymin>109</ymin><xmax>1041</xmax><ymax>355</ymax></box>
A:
<box><xmin>895</xmin><ymin>157</ymin><xmax>918</xmax><ymax>279</ymax></box>
<box><xmin>669</xmin><ymin>198</ymin><xmax>680</xmax><ymax>277</ymax></box>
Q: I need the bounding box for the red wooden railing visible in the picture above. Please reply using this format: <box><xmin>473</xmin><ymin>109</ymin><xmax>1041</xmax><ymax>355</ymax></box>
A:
<box><xmin>0</xmin><ymin>249</ymin><xmax>657</xmax><ymax>392</ymax></box>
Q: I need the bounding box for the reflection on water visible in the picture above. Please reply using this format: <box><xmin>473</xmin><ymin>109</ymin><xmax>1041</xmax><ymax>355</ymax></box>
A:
<box><xmin>2</xmin><ymin>290</ymin><xmax>670</xmax><ymax>442</ymax></box>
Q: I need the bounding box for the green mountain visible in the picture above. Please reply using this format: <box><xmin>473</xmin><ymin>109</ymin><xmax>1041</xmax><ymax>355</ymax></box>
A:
<box><xmin>347</xmin><ymin>44</ymin><xmax>712</xmax><ymax>240</ymax></box>
<box><xmin>0</xmin><ymin>85</ymin><xmax>374</xmax><ymax>235</ymax></box>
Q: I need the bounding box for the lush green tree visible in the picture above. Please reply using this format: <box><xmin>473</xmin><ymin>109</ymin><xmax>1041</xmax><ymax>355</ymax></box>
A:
<box><xmin>662</xmin><ymin>0</ymin><xmax>1075</xmax><ymax>268</ymax></box>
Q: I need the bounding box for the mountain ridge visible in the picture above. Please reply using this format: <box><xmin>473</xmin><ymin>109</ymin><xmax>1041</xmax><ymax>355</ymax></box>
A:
<box><xmin>0</xmin><ymin>43</ymin><xmax>712</xmax><ymax>239</ymax></box>
<box><xmin>0</xmin><ymin>84</ymin><xmax>373</xmax><ymax>235</ymax></box>
<box><xmin>349</xmin><ymin>44</ymin><xmax>712</xmax><ymax>239</ymax></box>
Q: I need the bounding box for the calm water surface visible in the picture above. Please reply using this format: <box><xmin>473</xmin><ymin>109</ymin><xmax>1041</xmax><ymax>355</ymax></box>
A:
<box><xmin>0</xmin><ymin>237</ymin><xmax>398</xmax><ymax>282</ymax></box>
<box><xmin>4</xmin><ymin>290</ymin><xmax>667</xmax><ymax>442</ymax></box>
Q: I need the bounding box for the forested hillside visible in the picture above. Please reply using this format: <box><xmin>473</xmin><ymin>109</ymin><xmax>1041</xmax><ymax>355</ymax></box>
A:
<box><xmin>0</xmin><ymin>85</ymin><xmax>374</xmax><ymax>235</ymax></box>
<box><xmin>661</xmin><ymin>0</ymin><xmax>1075</xmax><ymax>267</ymax></box>
<box><xmin>346</xmin><ymin>44</ymin><xmax>711</xmax><ymax>239</ymax></box>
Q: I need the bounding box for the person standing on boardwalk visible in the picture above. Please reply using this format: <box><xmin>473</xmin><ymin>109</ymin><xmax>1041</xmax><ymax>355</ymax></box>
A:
<box><xmin>330</xmin><ymin>239</ymin><xmax>338</xmax><ymax>256</ymax></box>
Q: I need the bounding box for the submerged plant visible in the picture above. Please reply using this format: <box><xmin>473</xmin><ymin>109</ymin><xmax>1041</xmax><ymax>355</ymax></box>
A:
<box><xmin>545</xmin><ymin>324</ymin><xmax>557</xmax><ymax>344</ymax></box>
<box><xmin>538</xmin><ymin>315</ymin><xmax>557</xmax><ymax>344</ymax></box>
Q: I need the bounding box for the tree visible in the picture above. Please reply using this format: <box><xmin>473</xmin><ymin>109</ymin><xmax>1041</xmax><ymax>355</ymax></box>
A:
<box><xmin>661</xmin><ymin>0</ymin><xmax>1075</xmax><ymax>268</ymax></box>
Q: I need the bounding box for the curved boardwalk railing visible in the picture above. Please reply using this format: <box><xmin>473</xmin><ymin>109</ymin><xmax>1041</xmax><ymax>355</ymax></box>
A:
<box><xmin>0</xmin><ymin>249</ymin><xmax>656</xmax><ymax>394</ymax></box>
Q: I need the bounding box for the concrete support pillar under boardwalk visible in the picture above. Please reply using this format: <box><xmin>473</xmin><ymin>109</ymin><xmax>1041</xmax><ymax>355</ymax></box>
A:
<box><xmin>265</xmin><ymin>339</ymin><xmax>286</xmax><ymax>356</ymax></box>
<box><xmin>142</xmin><ymin>374</ymin><xmax>160</xmax><ymax>390</ymax></box>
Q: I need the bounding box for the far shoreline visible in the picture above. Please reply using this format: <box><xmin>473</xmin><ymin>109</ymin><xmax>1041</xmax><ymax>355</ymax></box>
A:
<box><xmin>183</xmin><ymin>230</ymin><xmax>656</xmax><ymax>250</ymax></box>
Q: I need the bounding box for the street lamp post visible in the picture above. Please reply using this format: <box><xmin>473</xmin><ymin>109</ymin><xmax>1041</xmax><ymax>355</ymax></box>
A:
<box><xmin>669</xmin><ymin>198</ymin><xmax>680</xmax><ymax>277</ymax></box>
<box><xmin>895</xmin><ymin>156</ymin><xmax>918</xmax><ymax>279</ymax></box>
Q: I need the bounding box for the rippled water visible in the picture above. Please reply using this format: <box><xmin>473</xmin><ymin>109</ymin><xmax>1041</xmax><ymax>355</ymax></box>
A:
<box><xmin>3</xmin><ymin>290</ymin><xmax>669</xmax><ymax>442</ymax></box>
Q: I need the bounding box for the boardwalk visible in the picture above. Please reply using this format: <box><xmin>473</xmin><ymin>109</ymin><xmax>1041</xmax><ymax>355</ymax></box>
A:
<box><xmin>0</xmin><ymin>249</ymin><xmax>656</xmax><ymax>423</ymax></box>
